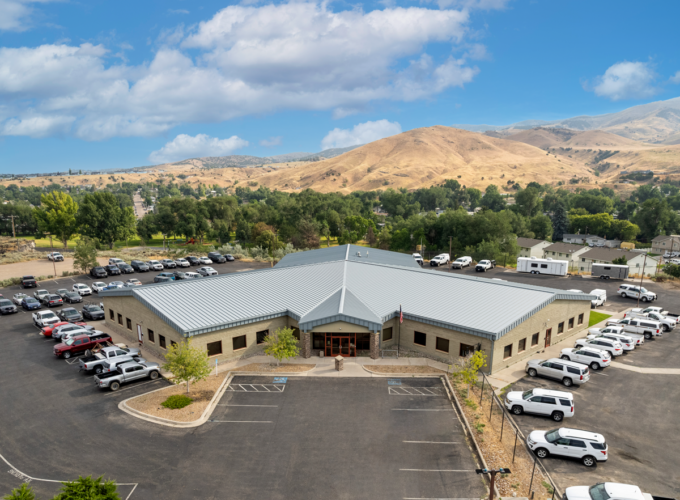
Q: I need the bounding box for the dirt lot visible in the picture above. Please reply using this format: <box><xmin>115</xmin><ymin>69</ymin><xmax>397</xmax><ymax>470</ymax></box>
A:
<box><xmin>0</xmin><ymin>256</ymin><xmax>110</xmax><ymax>281</ymax></box>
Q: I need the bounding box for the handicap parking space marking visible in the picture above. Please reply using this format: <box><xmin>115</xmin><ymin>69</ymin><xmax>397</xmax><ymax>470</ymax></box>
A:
<box><xmin>273</xmin><ymin>377</ymin><xmax>287</xmax><ymax>384</ymax></box>
<box><xmin>388</xmin><ymin>379</ymin><xmax>402</xmax><ymax>385</ymax></box>
<box><xmin>226</xmin><ymin>384</ymin><xmax>285</xmax><ymax>393</ymax></box>
<box><xmin>388</xmin><ymin>386</ymin><xmax>443</xmax><ymax>396</ymax></box>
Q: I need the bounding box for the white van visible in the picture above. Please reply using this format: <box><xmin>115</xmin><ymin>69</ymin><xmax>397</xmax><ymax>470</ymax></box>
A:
<box><xmin>517</xmin><ymin>257</ymin><xmax>568</xmax><ymax>276</ymax></box>
<box><xmin>589</xmin><ymin>289</ymin><xmax>607</xmax><ymax>308</ymax></box>
<box><xmin>429</xmin><ymin>254</ymin><xmax>450</xmax><ymax>267</ymax></box>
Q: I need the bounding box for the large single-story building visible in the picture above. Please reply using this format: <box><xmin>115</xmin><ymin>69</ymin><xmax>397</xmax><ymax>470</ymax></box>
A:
<box><xmin>100</xmin><ymin>245</ymin><xmax>593</xmax><ymax>374</ymax></box>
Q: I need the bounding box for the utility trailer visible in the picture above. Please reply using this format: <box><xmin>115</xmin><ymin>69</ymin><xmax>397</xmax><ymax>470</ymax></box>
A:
<box><xmin>517</xmin><ymin>257</ymin><xmax>568</xmax><ymax>276</ymax></box>
<box><xmin>592</xmin><ymin>263</ymin><xmax>629</xmax><ymax>280</ymax></box>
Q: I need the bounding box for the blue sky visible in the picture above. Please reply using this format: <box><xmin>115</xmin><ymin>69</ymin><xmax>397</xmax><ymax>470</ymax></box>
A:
<box><xmin>1</xmin><ymin>0</ymin><xmax>679</xmax><ymax>173</ymax></box>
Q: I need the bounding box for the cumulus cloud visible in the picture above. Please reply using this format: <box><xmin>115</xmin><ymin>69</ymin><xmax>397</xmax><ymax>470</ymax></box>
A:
<box><xmin>670</xmin><ymin>71</ymin><xmax>680</xmax><ymax>84</ymax></box>
<box><xmin>259</xmin><ymin>136</ymin><xmax>282</xmax><ymax>147</ymax></box>
<box><xmin>149</xmin><ymin>134</ymin><xmax>248</xmax><ymax>164</ymax></box>
<box><xmin>0</xmin><ymin>1</ymin><xmax>482</xmax><ymax>140</ymax></box>
<box><xmin>321</xmin><ymin>120</ymin><xmax>402</xmax><ymax>150</ymax></box>
<box><xmin>589</xmin><ymin>61</ymin><xmax>658</xmax><ymax>101</ymax></box>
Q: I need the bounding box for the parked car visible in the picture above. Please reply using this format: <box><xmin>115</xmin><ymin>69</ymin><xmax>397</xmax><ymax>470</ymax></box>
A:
<box><xmin>156</xmin><ymin>272</ymin><xmax>176</xmax><ymax>281</ymax></box>
<box><xmin>198</xmin><ymin>256</ymin><xmax>213</xmax><ymax>265</ymax></box>
<box><xmin>505</xmin><ymin>388</ymin><xmax>574</xmax><ymax>422</ymax></box>
<box><xmin>60</xmin><ymin>328</ymin><xmax>102</xmax><ymax>343</ymax></box>
<box><xmin>48</xmin><ymin>252</ymin><xmax>64</xmax><ymax>262</ymax></box>
<box><xmin>107</xmin><ymin>281</ymin><xmax>125</xmax><ymax>289</ymax></box>
<box><xmin>184</xmin><ymin>272</ymin><xmax>201</xmax><ymax>279</ymax></box>
<box><xmin>224</xmin><ymin>254</ymin><xmax>235</xmax><ymax>262</ymax></box>
<box><xmin>605</xmin><ymin>317</ymin><xmax>662</xmax><ymax>340</ymax></box>
<box><xmin>82</xmin><ymin>304</ymin><xmax>105</xmax><ymax>320</ymax></box>
<box><xmin>638</xmin><ymin>305</ymin><xmax>680</xmax><ymax>321</ymax></box>
<box><xmin>91</xmin><ymin>282</ymin><xmax>107</xmax><ymax>293</ymax></box>
<box><xmin>124</xmin><ymin>279</ymin><xmax>142</xmax><ymax>287</ymax></box>
<box><xmin>42</xmin><ymin>294</ymin><xmax>63</xmax><ymax>308</ymax></box>
<box><xmin>564</xmin><ymin>483</ymin><xmax>673</xmax><ymax>500</ymax></box>
<box><xmin>41</xmin><ymin>321</ymin><xmax>87</xmax><ymax>338</ymax></box>
<box><xmin>147</xmin><ymin>260</ymin><xmax>164</xmax><ymax>271</ymax></box>
<box><xmin>94</xmin><ymin>360</ymin><xmax>161</xmax><ymax>390</ymax></box>
<box><xmin>161</xmin><ymin>259</ymin><xmax>177</xmax><ymax>269</ymax></box>
<box><xmin>90</xmin><ymin>266</ymin><xmax>108</xmax><ymax>278</ymax></box>
<box><xmin>32</xmin><ymin>310</ymin><xmax>60</xmax><ymax>327</ymax></box>
<box><xmin>53</xmin><ymin>333</ymin><xmax>112</xmax><ymax>359</ymax></box>
<box><xmin>617</xmin><ymin>284</ymin><xmax>657</xmax><ymax>302</ymax></box>
<box><xmin>198</xmin><ymin>266</ymin><xmax>218</xmax><ymax>276</ymax></box>
<box><xmin>50</xmin><ymin>323</ymin><xmax>93</xmax><ymax>340</ymax></box>
<box><xmin>79</xmin><ymin>346</ymin><xmax>141</xmax><ymax>374</ymax></box>
<box><xmin>186</xmin><ymin>256</ymin><xmax>201</xmax><ymax>266</ymax></box>
<box><xmin>589</xmin><ymin>289</ymin><xmax>607</xmax><ymax>308</ymax></box>
<box><xmin>0</xmin><ymin>298</ymin><xmax>18</xmax><ymax>314</ymax></box>
<box><xmin>475</xmin><ymin>259</ymin><xmax>496</xmax><ymax>272</ymax></box>
<box><xmin>174</xmin><ymin>258</ymin><xmax>190</xmax><ymax>268</ymax></box>
<box><xmin>173</xmin><ymin>271</ymin><xmax>188</xmax><ymax>280</ymax></box>
<box><xmin>21</xmin><ymin>276</ymin><xmax>37</xmax><ymax>288</ymax></box>
<box><xmin>412</xmin><ymin>253</ymin><xmax>424</xmax><ymax>265</ymax></box>
<box><xmin>56</xmin><ymin>288</ymin><xmax>69</xmax><ymax>299</ymax></box>
<box><xmin>429</xmin><ymin>254</ymin><xmax>450</xmax><ymax>267</ymax></box>
<box><xmin>208</xmin><ymin>252</ymin><xmax>226</xmax><ymax>263</ymax></box>
<box><xmin>105</xmin><ymin>265</ymin><xmax>121</xmax><ymax>276</ymax></box>
<box><xmin>527</xmin><ymin>428</ymin><xmax>607</xmax><ymax>467</ymax></box>
<box><xmin>625</xmin><ymin>308</ymin><xmax>676</xmax><ymax>331</ymax></box>
<box><xmin>118</xmin><ymin>263</ymin><xmax>135</xmax><ymax>274</ymax></box>
<box><xmin>131</xmin><ymin>260</ymin><xmax>150</xmax><ymax>272</ymax></box>
<box><xmin>63</xmin><ymin>292</ymin><xmax>83</xmax><ymax>304</ymax></box>
<box><xmin>34</xmin><ymin>289</ymin><xmax>50</xmax><ymax>302</ymax></box>
<box><xmin>58</xmin><ymin>307</ymin><xmax>83</xmax><ymax>322</ymax></box>
<box><xmin>451</xmin><ymin>256</ymin><xmax>472</xmax><ymax>269</ymax></box>
<box><xmin>589</xmin><ymin>325</ymin><xmax>644</xmax><ymax>346</ymax></box>
<box><xmin>526</xmin><ymin>358</ymin><xmax>590</xmax><ymax>387</ymax></box>
<box><xmin>586</xmin><ymin>332</ymin><xmax>636</xmax><ymax>351</ymax></box>
<box><xmin>12</xmin><ymin>293</ymin><xmax>28</xmax><ymax>306</ymax></box>
<box><xmin>560</xmin><ymin>347</ymin><xmax>611</xmax><ymax>370</ymax></box>
<box><xmin>153</xmin><ymin>276</ymin><xmax>173</xmax><ymax>283</ymax></box>
<box><xmin>21</xmin><ymin>297</ymin><xmax>42</xmax><ymax>310</ymax></box>
<box><xmin>574</xmin><ymin>338</ymin><xmax>623</xmax><ymax>357</ymax></box>
<box><xmin>108</xmin><ymin>258</ymin><xmax>126</xmax><ymax>266</ymax></box>
<box><xmin>72</xmin><ymin>283</ymin><xmax>92</xmax><ymax>296</ymax></box>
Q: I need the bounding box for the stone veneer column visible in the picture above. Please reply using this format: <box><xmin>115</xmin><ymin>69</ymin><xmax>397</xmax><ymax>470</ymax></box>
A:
<box><xmin>369</xmin><ymin>332</ymin><xmax>379</xmax><ymax>360</ymax></box>
<box><xmin>301</xmin><ymin>332</ymin><xmax>311</xmax><ymax>358</ymax></box>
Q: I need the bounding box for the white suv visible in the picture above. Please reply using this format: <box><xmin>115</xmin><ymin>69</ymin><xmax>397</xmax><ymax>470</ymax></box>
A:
<box><xmin>586</xmin><ymin>332</ymin><xmax>636</xmax><ymax>351</ymax></box>
<box><xmin>589</xmin><ymin>325</ymin><xmax>644</xmax><ymax>346</ymax></box>
<box><xmin>527</xmin><ymin>428</ymin><xmax>608</xmax><ymax>467</ymax></box>
<box><xmin>429</xmin><ymin>254</ymin><xmax>450</xmax><ymax>267</ymax></box>
<box><xmin>574</xmin><ymin>338</ymin><xmax>623</xmax><ymax>357</ymax></box>
<box><xmin>72</xmin><ymin>283</ymin><xmax>92</xmax><ymax>296</ymax></box>
<box><xmin>560</xmin><ymin>347</ymin><xmax>611</xmax><ymax>370</ymax></box>
<box><xmin>617</xmin><ymin>284</ymin><xmax>656</xmax><ymax>302</ymax></box>
<box><xmin>108</xmin><ymin>258</ymin><xmax>126</xmax><ymax>266</ymax></box>
<box><xmin>451</xmin><ymin>256</ymin><xmax>472</xmax><ymax>269</ymax></box>
<box><xmin>505</xmin><ymin>388</ymin><xmax>574</xmax><ymax>422</ymax></box>
<box><xmin>147</xmin><ymin>260</ymin><xmax>163</xmax><ymax>271</ymax></box>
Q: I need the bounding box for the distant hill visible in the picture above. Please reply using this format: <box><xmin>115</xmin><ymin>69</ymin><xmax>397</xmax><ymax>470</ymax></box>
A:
<box><xmin>454</xmin><ymin>96</ymin><xmax>680</xmax><ymax>143</ymax></box>
<box><xmin>503</xmin><ymin>128</ymin><xmax>649</xmax><ymax>150</ymax></box>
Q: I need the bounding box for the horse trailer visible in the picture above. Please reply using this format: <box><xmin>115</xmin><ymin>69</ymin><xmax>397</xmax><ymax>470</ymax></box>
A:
<box><xmin>592</xmin><ymin>263</ymin><xmax>629</xmax><ymax>280</ymax></box>
<box><xmin>517</xmin><ymin>257</ymin><xmax>568</xmax><ymax>276</ymax></box>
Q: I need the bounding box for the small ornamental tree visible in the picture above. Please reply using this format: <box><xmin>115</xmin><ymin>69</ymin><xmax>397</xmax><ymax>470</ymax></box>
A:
<box><xmin>3</xmin><ymin>483</ymin><xmax>36</xmax><ymax>500</ymax></box>
<box><xmin>73</xmin><ymin>236</ymin><xmax>99</xmax><ymax>274</ymax></box>
<box><xmin>460</xmin><ymin>349</ymin><xmax>488</xmax><ymax>398</ymax></box>
<box><xmin>263</xmin><ymin>327</ymin><xmax>300</xmax><ymax>366</ymax></box>
<box><xmin>162</xmin><ymin>338</ymin><xmax>212</xmax><ymax>394</ymax></box>
<box><xmin>612</xmin><ymin>255</ymin><xmax>627</xmax><ymax>265</ymax></box>
<box><xmin>53</xmin><ymin>476</ymin><xmax>120</xmax><ymax>500</ymax></box>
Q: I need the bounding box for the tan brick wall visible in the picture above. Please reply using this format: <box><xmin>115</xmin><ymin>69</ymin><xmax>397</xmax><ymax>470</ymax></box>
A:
<box><xmin>103</xmin><ymin>296</ymin><xmax>296</xmax><ymax>364</ymax></box>
<box><xmin>310</xmin><ymin>321</ymin><xmax>371</xmax><ymax>333</ymax></box>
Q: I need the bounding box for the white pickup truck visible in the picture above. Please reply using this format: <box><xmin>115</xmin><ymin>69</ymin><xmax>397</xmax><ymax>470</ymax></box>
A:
<box><xmin>79</xmin><ymin>346</ymin><xmax>142</xmax><ymax>374</ymax></box>
<box><xmin>625</xmin><ymin>308</ymin><xmax>676</xmax><ymax>332</ymax></box>
<box><xmin>451</xmin><ymin>256</ymin><xmax>472</xmax><ymax>269</ymax></box>
<box><xmin>606</xmin><ymin>317</ymin><xmax>662</xmax><ymax>340</ymax></box>
<box><xmin>565</xmin><ymin>482</ymin><xmax>675</xmax><ymax>500</ymax></box>
<box><xmin>32</xmin><ymin>310</ymin><xmax>60</xmax><ymax>327</ymax></box>
<box><xmin>589</xmin><ymin>325</ymin><xmax>644</xmax><ymax>346</ymax></box>
<box><xmin>475</xmin><ymin>260</ymin><xmax>496</xmax><ymax>272</ymax></box>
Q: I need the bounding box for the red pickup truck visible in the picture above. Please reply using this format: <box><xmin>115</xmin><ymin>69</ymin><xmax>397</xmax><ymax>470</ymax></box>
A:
<box><xmin>53</xmin><ymin>333</ymin><xmax>112</xmax><ymax>359</ymax></box>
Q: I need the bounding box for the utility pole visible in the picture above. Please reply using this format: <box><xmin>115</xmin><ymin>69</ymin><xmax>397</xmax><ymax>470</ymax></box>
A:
<box><xmin>449</xmin><ymin>236</ymin><xmax>452</xmax><ymax>260</ymax></box>
<box><xmin>10</xmin><ymin>214</ymin><xmax>15</xmax><ymax>238</ymax></box>
<box><xmin>476</xmin><ymin>468</ymin><xmax>511</xmax><ymax>500</ymax></box>
<box><xmin>637</xmin><ymin>252</ymin><xmax>648</xmax><ymax>308</ymax></box>
<box><xmin>45</xmin><ymin>232</ymin><xmax>57</xmax><ymax>277</ymax></box>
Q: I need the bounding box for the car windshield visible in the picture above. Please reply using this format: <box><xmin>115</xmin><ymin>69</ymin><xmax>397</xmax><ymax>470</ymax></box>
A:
<box><xmin>43</xmin><ymin>312</ymin><xmax>57</xmax><ymax>318</ymax></box>
<box><xmin>0</xmin><ymin>300</ymin><xmax>12</xmax><ymax>306</ymax></box>
<box><xmin>589</xmin><ymin>484</ymin><xmax>610</xmax><ymax>500</ymax></box>
<box><xmin>522</xmin><ymin>390</ymin><xmax>534</xmax><ymax>400</ymax></box>
<box><xmin>640</xmin><ymin>287</ymin><xmax>649</xmax><ymax>293</ymax></box>
<box><xmin>26</xmin><ymin>298</ymin><xmax>38</xmax><ymax>303</ymax></box>
<box><xmin>65</xmin><ymin>338</ymin><xmax>75</xmax><ymax>346</ymax></box>
<box><xmin>544</xmin><ymin>429</ymin><xmax>560</xmax><ymax>443</ymax></box>
<box><xmin>90</xmin><ymin>306</ymin><xmax>102</xmax><ymax>312</ymax></box>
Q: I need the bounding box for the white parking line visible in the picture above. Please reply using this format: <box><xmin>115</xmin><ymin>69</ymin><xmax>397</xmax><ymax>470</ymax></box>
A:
<box><xmin>103</xmin><ymin>380</ymin><xmax>165</xmax><ymax>395</ymax></box>
<box><xmin>392</xmin><ymin>409</ymin><xmax>453</xmax><ymax>412</ymax></box>
<box><xmin>209</xmin><ymin>420</ymin><xmax>273</xmax><ymax>423</ymax></box>
<box><xmin>403</xmin><ymin>441</ymin><xmax>459</xmax><ymax>444</ymax></box>
<box><xmin>217</xmin><ymin>404</ymin><xmax>278</xmax><ymax>407</ymax></box>
<box><xmin>400</xmin><ymin>469</ymin><xmax>473</xmax><ymax>472</ymax></box>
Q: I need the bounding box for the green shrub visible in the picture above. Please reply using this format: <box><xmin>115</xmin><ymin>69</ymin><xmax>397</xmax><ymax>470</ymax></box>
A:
<box><xmin>161</xmin><ymin>394</ymin><xmax>193</xmax><ymax>409</ymax></box>
<box><xmin>464</xmin><ymin>398</ymin><xmax>478</xmax><ymax>410</ymax></box>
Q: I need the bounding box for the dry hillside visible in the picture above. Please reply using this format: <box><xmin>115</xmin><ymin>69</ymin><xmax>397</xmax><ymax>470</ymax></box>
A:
<box><xmin>503</xmin><ymin>128</ymin><xmax>649</xmax><ymax>150</ymax></box>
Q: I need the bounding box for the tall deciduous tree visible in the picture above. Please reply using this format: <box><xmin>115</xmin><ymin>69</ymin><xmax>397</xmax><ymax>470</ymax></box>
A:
<box><xmin>162</xmin><ymin>339</ymin><xmax>212</xmax><ymax>394</ymax></box>
<box><xmin>76</xmin><ymin>192</ymin><xmax>135</xmax><ymax>249</ymax></box>
<box><xmin>263</xmin><ymin>327</ymin><xmax>300</xmax><ymax>366</ymax></box>
<box><xmin>33</xmin><ymin>191</ymin><xmax>78</xmax><ymax>248</ymax></box>
<box><xmin>73</xmin><ymin>236</ymin><xmax>99</xmax><ymax>273</ymax></box>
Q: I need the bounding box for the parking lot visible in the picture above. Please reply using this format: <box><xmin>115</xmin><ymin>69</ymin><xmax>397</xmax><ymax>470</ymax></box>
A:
<box><xmin>506</xmin><ymin>330</ymin><xmax>680</xmax><ymax>497</ymax></box>
<box><xmin>0</xmin><ymin>286</ymin><xmax>486</xmax><ymax>500</ymax></box>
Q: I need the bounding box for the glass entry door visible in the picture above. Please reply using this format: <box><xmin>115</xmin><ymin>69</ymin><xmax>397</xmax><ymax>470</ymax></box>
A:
<box><xmin>329</xmin><ymin>336</ymin><xmax>351</xmax><ymax>356</ymax></box>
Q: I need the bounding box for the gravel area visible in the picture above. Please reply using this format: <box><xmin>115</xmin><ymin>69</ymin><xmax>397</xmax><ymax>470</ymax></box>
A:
<box><xmin>364</xmin><ymin>365</ymin><xmax>446</xmax><ymax>374</ymax></box>
<box><xmin>234</xmin><ymin>363</ymin><xmax>316</xmax><ymax>373</ymax></box>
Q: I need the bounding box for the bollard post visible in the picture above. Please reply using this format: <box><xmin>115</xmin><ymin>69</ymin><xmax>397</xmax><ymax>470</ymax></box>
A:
<box><xmin>512</xmin><ymin>432</ymin><xmax>518</xmax><ymax>463</ymax></box>
<box><xmin>500</xmin><ymin>409</ymin><xmax>505</xmax><ymax>442</ymax></box>
<box><xmin>480</xmin><ymin>377</ymin><xmax>485</xmax><ymax>405</ymax></box>
<box><xmin>528</xmin><ymin>460</ymin><xmax>536</xmax><ymax>495</ymax></box>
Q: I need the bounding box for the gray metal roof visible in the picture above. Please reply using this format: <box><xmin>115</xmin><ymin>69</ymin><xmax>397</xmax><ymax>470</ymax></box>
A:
<box><xmin>101</xmin><ymin>250</ymin><xmax>593</xmax><ymax>341</ymax></box>
<box><xmin>276</xmin><ymin>244</ymin><xmax>420</xmax><ymax>269</ymax></box>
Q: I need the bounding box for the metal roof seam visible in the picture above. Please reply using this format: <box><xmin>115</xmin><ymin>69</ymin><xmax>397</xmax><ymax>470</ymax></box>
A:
<box><xmin>338</xmin><ymin>261</ymin><xmax>348</xmax><ymax>314</ymax></box>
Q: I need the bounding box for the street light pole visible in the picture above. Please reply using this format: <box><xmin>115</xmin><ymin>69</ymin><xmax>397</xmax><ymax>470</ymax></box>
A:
<box><xmin>476</xmin><ymin>468</ymin><xmax>511</xmax><ymax>500</ymax></box>
<box><xmin>637</xmin><ymin>252</ymin><xmax>648</xmax><ymax>308</ymax></box>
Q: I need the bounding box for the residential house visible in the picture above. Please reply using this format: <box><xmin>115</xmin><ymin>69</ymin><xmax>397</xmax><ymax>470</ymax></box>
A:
<box><xmin>579</xmin><ymin>248</ymin><xmax>659</xmax><ymax>276</ymax></box>
<box><xmin>651</xmin><ymin>235</ymin><xmax>680</xmax><ymax>255</ymax></box>
<box><xmin>562</xmin><ymin>234</ymin><xmax>602</xmax><ymax>245</ymax></box>
<box><xmin>517</xmin><ymin>237</ymin><xmax>552</xmax><ymax>258</ymax></box>
<box><xmin>542</xmin><ymin>243</ymin><xmax>590</xmax><ymax>267</ymax></box>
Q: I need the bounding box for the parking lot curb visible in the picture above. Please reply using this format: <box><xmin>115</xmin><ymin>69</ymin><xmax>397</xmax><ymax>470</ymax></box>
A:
<box><xmin>118</xmin><ymin>373</ymin><xmax>234</xmax><ymax>428</ymax></box>
<box><xmin>361</xmin><ymin>365</ymin><xmax>448</xmax><ymax>377</ymax></box>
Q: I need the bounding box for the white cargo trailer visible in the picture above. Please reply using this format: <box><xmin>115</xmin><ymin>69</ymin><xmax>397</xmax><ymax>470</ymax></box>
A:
<box><xmin>517</xmin><ymin>257</ymin><xmax>568</xmax><ymax>276</ymax></box>
<box><xmin>592</xmin><ymin>263</ymin><xmax>629</xmax><ymax>280</ymax></box>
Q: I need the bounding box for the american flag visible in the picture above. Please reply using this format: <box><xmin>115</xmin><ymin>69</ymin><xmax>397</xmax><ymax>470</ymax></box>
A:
<box><xmin>399</xmin><ymin>304</ymin><xmax>403</xmax><ymax>324</ymax></box>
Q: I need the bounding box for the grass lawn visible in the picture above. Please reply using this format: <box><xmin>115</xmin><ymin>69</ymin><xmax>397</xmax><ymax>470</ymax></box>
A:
<box><xmin>588</xmin><ymin>311</ymin><xmax>612</xmax><ymax>327</ymax></box>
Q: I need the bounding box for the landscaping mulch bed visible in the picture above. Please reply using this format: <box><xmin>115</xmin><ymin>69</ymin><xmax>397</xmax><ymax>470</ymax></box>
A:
<box><xmin>364</xmin><ymin>365</ymin><xmax>446</xmax><ymax>374</ymax></box>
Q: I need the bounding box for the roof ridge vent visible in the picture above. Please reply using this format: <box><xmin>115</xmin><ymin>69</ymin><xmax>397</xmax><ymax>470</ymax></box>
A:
<box><xmin>356</xmin><ymin>251</ymin><xmax>361</xmax><ymax>257</ymax></box>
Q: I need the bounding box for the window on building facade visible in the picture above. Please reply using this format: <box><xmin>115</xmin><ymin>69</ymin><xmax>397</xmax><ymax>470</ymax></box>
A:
<box><xmin>117</xmin><ymin>314</ymin><xmax>122</xmax><ymax>325</ymax></box>
<box><xmin>126</xmin><ymin>318</ymin><xmax>132</xmax><ymax>330</ymax></box>
<box><xmin>413</xmin><ymin>331</ymin><xmax>426</xmax><ymax>346</ymax></box>
<box><xmin>578</xmin><ymin>313</ymin><xmax>584</xmax><ymax>325</ymax></box>
<box><xmin>503</xmin><ymin>344</ymin><xmax>512</xmax><ymax>359</ymax></box>
<box><xmin>382</xmin><ymin>327</ymin><xmax>393</xmax><ymax>341</ymax></box>
<box><xmin>518</xmin><ymin>338</ymin><xmax>526</xmax><ymax>352</ymax></box>
<box><xmin>171</xmin><ymin>341</ymin><xmax>178</xmax><ymax>348</ymax></box>
<box><xmin>460</xmin><ymin>343</ymin><xmax>475</xmax><ymax>357</ymax></box>
<box><xmin>159</xmin><ymin>335</ymin><xmax>166</xmax><ymax>348</ymax></box>
<box><xmin>531</xmin><ymin>333</ymin><xmax>539</xmax><ymax>347</ymax></box>
<box><xmin>147</xmin><ymin>329</ymin><xmax>155</xmax><ymax>343</ymax></box>
<box><xmin>436</xmin><ymin>337</ymin><xmax>449</xmax><ymax>353</ymax></box>
<box><xmin>256</xmin><ymin>330</ymin><xmax>269</xmax><ymax>344</ymax></box>
<box><xmin>207</xmin><ymin>341</ymin><xmax>223</xmax><ymax>357</ymax></box>
<box><xmin>558</xmin><ymin>322</ymin><xmax>564</xmax><ymax>334</ymax></box>
<box><xmin>109</xmin><ymin>309</ymin><xmax>114</xmax><ymax>320</ymax></box>
<box><xmin>233</xmin><ymin>335</ymin><xmax>247</xmax><ymax>350</ymax></box>
<box><xmin>569</xmin><ymin>317</ymin><xmax>574</xmax><ymax>329</ymax></box>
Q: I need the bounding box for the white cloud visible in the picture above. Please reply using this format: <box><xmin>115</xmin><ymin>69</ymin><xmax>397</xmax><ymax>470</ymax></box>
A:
<box><xmin>0</xmin><ymin>0</ymin><xmax>57</xmax><ymax>32</ymax></box>
<box><xmin>0</xmin><ymin>1</ymin><xmax>482</xmax><ymax>140</ymax></box>
<box><xmin>259</xmin><ymin>136</ymin><xmax>282</xmax><ymax>147</ymax></box>
<box><xmin>670</xmin><ymin>71</ymin><xmax>680</xmax><ymax>84</ymax></box>
<box><xmin>1</xmin><ymin>114</ymin><xmax>75</xmax><ymax>137</ymax></box>
<box><xmin>321</xmin><ymin>119</ymin><xmax>402</xmax><ymax>150</ymax></box>
<box><xmin>590</xmin><ymin>61</ymin><xmax>658</xmax><ymax>101</ymax></box>
<box><xmin>149</xmin><ymin>134</ymin><xmax>249</xmax><ymax>164</ymax></box>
